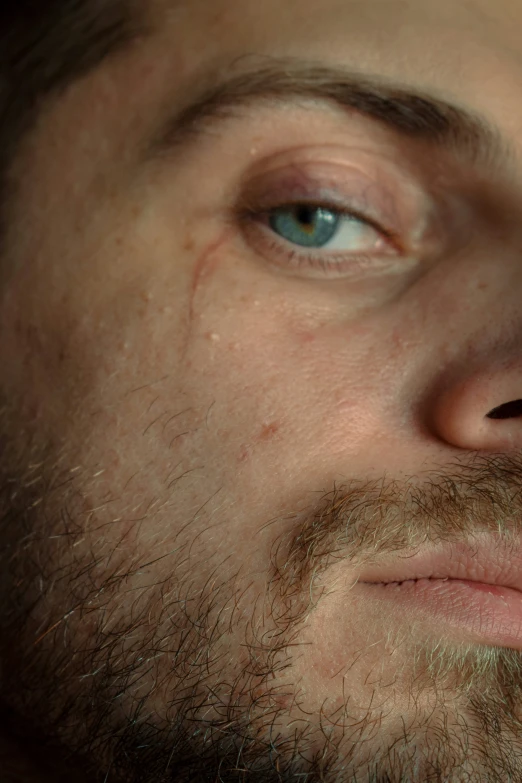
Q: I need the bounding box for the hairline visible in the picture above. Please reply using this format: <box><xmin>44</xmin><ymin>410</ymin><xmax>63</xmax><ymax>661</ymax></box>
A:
<box><xmin>0</xmin><ymin>0</ymin><xmax>150</xmax><ymax>250</ymax></box>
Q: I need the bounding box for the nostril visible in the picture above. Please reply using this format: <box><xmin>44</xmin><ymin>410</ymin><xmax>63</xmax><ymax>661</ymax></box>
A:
<box><xmin>487</xmin><ymin>400</ymin><xmax>522</xmax><ymax>419</ymax></box>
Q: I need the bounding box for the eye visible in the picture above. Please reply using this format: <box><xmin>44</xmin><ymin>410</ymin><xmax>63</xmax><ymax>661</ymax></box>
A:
<box><xmin>235</xmin><ymin>169</ymin><xmax>407</xmax><ymax>279</ymax></box>
<box><xmin>243</xmin><ymin>199</ymin><xmax>401</xmax><ymax>278</ymax></box>
<box><xmin>268</xmin><ymin>204</ymin><xmax>384</xmax><ymax>252</ymax></box>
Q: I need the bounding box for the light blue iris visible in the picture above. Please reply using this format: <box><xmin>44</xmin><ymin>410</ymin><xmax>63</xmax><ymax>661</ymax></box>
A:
<box><xmin>269</xmin><ymin>206</ymin><xmax>340</xmax><ymax>248</ymax></box>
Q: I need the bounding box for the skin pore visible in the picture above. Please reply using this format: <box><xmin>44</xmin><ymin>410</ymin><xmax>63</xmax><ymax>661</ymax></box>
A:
<box><xmin>3</xmin><ymin>0</ymin><xmax>522</xmax><ymax>780</ymax></box>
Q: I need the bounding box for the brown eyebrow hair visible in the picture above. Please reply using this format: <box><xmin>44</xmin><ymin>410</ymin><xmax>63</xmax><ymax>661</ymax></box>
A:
<box><xmin>147</xmin><ymin>57</ymin><xmax>517</xmax><ymax>176</ymax></box>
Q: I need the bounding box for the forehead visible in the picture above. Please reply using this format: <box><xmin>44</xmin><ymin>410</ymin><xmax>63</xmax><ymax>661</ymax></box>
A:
<box><xmin>143</xmin><ymin>0</ymin><xmax>522</xmax><ymax>115</ymax></box>
<box><xmin>148</xmin><ymin>0</ymin><xmax>522</xmax><ymax>50</ymax></box>
<box><xmin>136</xmin><ymin>0</ymin><xmax>522</xmax><ymax>172</ymax></box>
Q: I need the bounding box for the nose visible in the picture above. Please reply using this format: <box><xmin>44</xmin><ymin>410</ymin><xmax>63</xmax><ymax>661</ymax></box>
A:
<box><xmin>430</xmin><ymin>370</ymin><xmax>522</xmax><ymax>452</ymax></box>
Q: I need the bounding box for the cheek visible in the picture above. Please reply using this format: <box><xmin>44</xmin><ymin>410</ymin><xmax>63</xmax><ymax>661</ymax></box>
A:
<box><xmin>182</xmin><ymin>300</ymin><xmax>318</xmax><ymax>494</ymax></box>
<box><xmin>2</xmin><ymin>208</ymin><xmax>382</xmax><ymax>508</ymax></box>
<box><xmin>183</xmin><ymin>269</ymin><xmax>396</xmax><ymax>511</ymax></box>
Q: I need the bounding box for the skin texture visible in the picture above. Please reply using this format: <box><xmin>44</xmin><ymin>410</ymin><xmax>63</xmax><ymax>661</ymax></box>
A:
<box><xmin>3</xmin><ymin>0</ymin><xmax>522</xmax><ymax>780</ymax></box>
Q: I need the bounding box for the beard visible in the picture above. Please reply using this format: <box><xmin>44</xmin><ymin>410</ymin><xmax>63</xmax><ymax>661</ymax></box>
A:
<box><xmin>2</xmin><ymin>403</ymin><xmax>522</xmax><ymax>782</ymax></box>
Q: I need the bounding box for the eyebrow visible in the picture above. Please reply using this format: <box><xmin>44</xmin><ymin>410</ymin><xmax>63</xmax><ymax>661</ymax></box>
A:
<box><xmin>147</xmin><ymin>57</ymin><xmax>517</xmax><ymax>176</ymax></box>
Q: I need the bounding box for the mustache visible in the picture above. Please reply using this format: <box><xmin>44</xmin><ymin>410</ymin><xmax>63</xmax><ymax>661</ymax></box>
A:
<box><xmin>266</xmin><ymin>451</ymin><xmax>522</xmax><ymax>601</ymax></box>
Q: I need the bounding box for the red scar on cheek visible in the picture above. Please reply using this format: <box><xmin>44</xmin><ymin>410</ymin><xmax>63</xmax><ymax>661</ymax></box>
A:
<box><xmin>188</xmin><ymin>228</ymin><xmax>234</xmax><ymax>326</ymax></box>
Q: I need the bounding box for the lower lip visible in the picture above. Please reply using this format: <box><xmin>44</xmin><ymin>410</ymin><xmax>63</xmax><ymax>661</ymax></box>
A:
<box><xmin>361</xmin><ymin>578</ymin><xmax>522</xmax><ymax>648</ymax></box>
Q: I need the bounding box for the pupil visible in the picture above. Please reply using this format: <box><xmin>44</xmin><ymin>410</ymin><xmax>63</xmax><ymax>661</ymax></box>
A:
<box><xmin>296</xmin><ymin>206</ymin><xmax>316</xmax><ymax>228</ymax></box>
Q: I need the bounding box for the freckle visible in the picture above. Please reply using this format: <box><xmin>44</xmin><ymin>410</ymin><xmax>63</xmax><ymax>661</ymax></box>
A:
<box><xmin>189</xmin><ymin>229</ymin><xmax>232</xmax><ymax>325</ymax></box>
<box><xmin>184</xmin><ymin>235</ymin><xmax>195</xmax><ymax>252</ymax></box>
<box><xmin>299</xmin><ymin>331</ymin><xmax>316</xmax><ymax>344</ymax></box>
<box><xmin>258</xmin><ymin>422</ymin><xmax>280</xmax><ymax>440</ymax></box>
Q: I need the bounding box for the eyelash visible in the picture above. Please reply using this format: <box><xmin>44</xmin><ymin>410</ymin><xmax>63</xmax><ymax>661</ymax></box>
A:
<box><xmin>236</xmin><ymin>198</ymin><xmax>403</xmax><ymax>277</ymax></box>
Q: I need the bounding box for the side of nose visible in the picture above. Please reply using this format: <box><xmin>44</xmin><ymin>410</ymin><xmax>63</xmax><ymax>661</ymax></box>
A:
<box><xmin>429</xmin><ymin>369</ymin><xmax>522</xmax><ymax>452</ymax></box>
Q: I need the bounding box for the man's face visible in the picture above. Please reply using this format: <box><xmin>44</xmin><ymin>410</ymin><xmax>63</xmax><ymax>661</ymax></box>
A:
<box><xmin>3</xmin><ymin>0</ymin><xmax>522</xmax><ymax>780</ymax></box>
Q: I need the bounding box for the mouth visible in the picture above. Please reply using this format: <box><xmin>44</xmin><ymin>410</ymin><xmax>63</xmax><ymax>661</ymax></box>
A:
<box><xmin>356</xmin><ymin>537</ymin><xmax>522</xmax><ymax>649</ymax></box>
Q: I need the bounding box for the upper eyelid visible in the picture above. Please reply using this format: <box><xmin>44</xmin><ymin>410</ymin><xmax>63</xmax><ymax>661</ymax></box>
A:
<box><xmin>235</xmin><ymin>150</ymin><xmax>444</xmax><ymax>238</ymax></box>
<box><xmin>237</xmin><ymin>168</ymin><xmax>414</xmax><ymax>247</ymax></box>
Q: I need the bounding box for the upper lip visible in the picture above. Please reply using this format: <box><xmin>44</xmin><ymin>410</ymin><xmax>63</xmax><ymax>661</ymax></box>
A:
<box><xmin>357</xmin><ymin>535</ymin><xmax>522</xmax><ymax>592</ymax></box>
